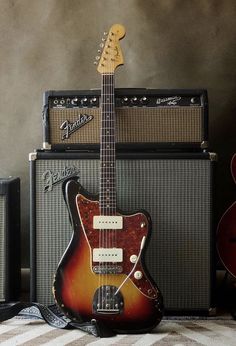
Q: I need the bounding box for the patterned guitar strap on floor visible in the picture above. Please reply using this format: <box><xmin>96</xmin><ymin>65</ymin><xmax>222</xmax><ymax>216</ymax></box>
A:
<box><xmin>0</xmin><ymin>302</ymin><xmax>116</xmax><ymax>337</ymax></box>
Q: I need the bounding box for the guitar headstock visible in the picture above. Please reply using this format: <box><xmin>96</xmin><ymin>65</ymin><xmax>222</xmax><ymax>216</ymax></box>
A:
<box><xmin>95</xmin><ymin>24</ymin><xmax>125</xmax><ymax>74</ymax></box>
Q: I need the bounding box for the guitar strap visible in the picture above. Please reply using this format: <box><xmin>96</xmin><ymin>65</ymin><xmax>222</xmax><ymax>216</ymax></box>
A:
<box><xmin>0</xmin><ymin>302</ymin><xmax>116</xmax><ymax>337</ymax></box>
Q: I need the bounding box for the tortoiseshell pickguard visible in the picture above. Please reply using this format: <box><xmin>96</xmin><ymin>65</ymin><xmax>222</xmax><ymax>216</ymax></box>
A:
<box><xmin>76</xmin><ymin>193</ymin><xmax>158</xmax><ymax>299</ymax></box>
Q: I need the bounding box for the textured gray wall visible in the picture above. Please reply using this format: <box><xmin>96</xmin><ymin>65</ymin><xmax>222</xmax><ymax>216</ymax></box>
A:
<box><xmin>0</xmin><ymin>0</ymin><xmax>235</xmax><ymax>266</ymax></box>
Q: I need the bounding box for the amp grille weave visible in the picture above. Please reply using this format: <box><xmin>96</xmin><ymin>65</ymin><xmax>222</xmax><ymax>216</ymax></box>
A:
<box><xmin>49</xmin><ymin>107</ymin><xmax>203</xmax><ymax>144</ymax></box>
<box><xmin>33</xmin><ymin>156</ymin><xmax>213</xmax><ymax>311</ymax></box>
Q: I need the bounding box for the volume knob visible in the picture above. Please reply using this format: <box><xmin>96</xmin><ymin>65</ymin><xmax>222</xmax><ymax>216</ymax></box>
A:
<box><xmin>134</xmin><ymin>271</ymin><xmax>143</xmax><ymax>280</ymax></box>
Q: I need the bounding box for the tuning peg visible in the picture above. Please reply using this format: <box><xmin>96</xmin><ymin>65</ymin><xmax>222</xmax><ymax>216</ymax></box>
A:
<box><xmin>95</xmin><ymin>56</ymin><xmax>100</xmax><ymax>60</ymax></box>
<box><xmin>100</xmin><ymin>43</ymin><xmax>104</xmax><ymax>48</ymax></box>
<box><xmin>94</xmin><ymin>61</ymin><xmax>98</xmax><ymax>65</ymax></box>
<box><xmin>97</xmin><ymin>49</ymin><xmax>101</xmax><ymax>53</ymax></box>
<box><xmin>104</xmin><ymin>31</ymin><xmax>108</xmax><ymax>36</ymax></box>
<box><xmin>102</xmin><ymin>38</ymin><xmax>106</xmax><ymax>42</ymax></box>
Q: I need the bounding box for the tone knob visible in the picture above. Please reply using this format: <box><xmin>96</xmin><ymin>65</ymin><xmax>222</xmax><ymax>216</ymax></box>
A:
<box><xmin>140</xmin><ymin>96</ymin><xmax>148</xmax><ymax>105</ymax></box>
<box><xmin>81</xmin><ymin>97</ymin><xmax>88</xmax><ymax>106</ymax></box>
<box><xmin>130</xmin><ymin>254</ymin><xmax>138</xmax><ymax>263</ymax></box>
<box><xmin>131</xmin><ymin>96</ymin><xmax>138</xmax><ymax>105</ymax></box>
<box><xmin>134</xmin><ymin>271</ymin><xmax>143</xmax><ymax>280</ymax></box>
<box><xmin>59</xmin><ymin>98</ymin><xmax>65</xmax><ymax>105</ymax></box>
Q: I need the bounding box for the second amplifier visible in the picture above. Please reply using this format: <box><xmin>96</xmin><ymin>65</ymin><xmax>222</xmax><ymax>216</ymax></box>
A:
<box><xmin>42</xmin><ymin>88</ymin><xmax>208</xmax><ymax>151</ymax></box>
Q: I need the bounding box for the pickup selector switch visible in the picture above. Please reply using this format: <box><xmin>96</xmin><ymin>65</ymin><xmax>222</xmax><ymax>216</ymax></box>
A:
<box><xmin>134</xmin><ymin>271</ymin><xmax>143</xmax><ymax>280</ymax></box>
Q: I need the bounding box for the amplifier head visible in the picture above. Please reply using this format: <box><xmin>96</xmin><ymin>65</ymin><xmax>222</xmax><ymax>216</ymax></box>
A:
<box><xmin>30</xmin><ymin>150</ymin><xmax>215</xmax><ymax>313</ymax></box>
<box><xmin>0</xmin><ymin>177</ymin><xmax>21</xmax><ymax>301</ymax></box>
<box><xmin>42</xmin><ymin>89</ymin><xmax>208</xmax><ymax>151</ymax></box>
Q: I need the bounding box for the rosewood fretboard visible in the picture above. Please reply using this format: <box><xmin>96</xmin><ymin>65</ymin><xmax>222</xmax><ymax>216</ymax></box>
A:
<box><xmin>99</xmin><ymin>73</ymin><xmax>116</xmax><ymax>215</ymax></box>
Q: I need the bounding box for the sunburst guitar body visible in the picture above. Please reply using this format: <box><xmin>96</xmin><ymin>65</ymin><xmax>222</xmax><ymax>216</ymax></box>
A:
<box><xmin>53</xmin><ymin>24</ymin><xmax>163</xmax><ymax>333</ymax></box>
<box><xmin>53</xmin><ymin>180</ymin><xmax>163</xmax><ymax>332</ymax></box>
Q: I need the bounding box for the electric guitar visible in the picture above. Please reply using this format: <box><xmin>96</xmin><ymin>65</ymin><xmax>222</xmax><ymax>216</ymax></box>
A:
<box><xmin>53</xmin><ymin>24</ymin><xmax>163</xmax><ymax>333</ymax></box>
<box><xmin>217</xmin><ymin>153</ymin><xmax>236</xmax><ymax>278</ymax></box>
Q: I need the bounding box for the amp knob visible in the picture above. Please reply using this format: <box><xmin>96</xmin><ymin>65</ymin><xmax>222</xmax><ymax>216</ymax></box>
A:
<box><xmin>131</xmin><ymin>96</ymin><xmax>138</xmax><ymax>105</ymax></box>
<box><xmin>140</xmin><ymin>96</ymin><xmax>148</xmax><ymax>105</ymax></box>
<box><xmin>81</xmin><ymin>97</ymin><xmax>88</xmax><ymax>106</ymax></box>
<box><xmin>122</xmin><ymin>96</ymin><xmax>129</xmax><ymax>105</ymax></box>
<box><xmin>71</xmin><ymin>98</ymin><xmax>78</xmax><ymax>105</ymax></box>
<box><xmin>90</xmin><ymin>97</ymin><xmax>98</xmax><ymax>105</ymax></box>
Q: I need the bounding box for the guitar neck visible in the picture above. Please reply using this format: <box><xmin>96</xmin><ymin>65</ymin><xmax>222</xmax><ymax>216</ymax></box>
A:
<box><xmin>99</xmin><ymin>73</ymin><xmax>116</xmax><ymax>215</ymax></box>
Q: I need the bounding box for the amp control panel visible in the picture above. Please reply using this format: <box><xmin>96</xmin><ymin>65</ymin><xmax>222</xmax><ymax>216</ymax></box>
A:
<box><xmin>46</xmin><ymin>88</ymin><xmax>205</xmax><ymax>109</ymax></box>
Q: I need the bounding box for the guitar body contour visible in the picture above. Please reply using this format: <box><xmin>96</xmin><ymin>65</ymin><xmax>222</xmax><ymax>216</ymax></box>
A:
<box><xmin>217</xmin><ymin>154</ymin><xmax>236</xmax><ymax>277</ymax></box>
<box><xmin>53</xmin><ymin>179</ymin><xmax>163</xmax><ymax>333</ymax></box>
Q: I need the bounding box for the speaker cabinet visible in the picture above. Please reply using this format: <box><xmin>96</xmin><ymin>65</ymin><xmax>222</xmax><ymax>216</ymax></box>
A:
<box><xmin>30</xmin><ymin>151</ymin><xmax>216</xmax><ymax>313</ymax></box>
<box><xmin>43</xmin><ymin>89</ymin><xmax>208</xmax><ymax>151</ymax></box>
<box><xmin>0</xmin><ymin>177</ymin><xmax>21</xmax><ymax>301</ymax></box>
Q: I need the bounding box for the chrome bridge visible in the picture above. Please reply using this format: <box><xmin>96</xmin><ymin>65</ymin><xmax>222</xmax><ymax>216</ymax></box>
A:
<box><xmin>93</xmin><ymin>285</ymin><xmax>124</xmax><ymax>314</ymax></box>
<box><xmin>93</xmin><ymin>265</ymin><xmax>123</xmax><ymax>274</ymax></box>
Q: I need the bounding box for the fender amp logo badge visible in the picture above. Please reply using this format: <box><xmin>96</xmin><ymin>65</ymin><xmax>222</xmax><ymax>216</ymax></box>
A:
<box><xmin>156</xmin><ymin>96</ymin><xmax>181</xmax><ymax>106</ymax></box>
<box><xmin>42</xmin><ymin>166</ymin><xmax>80</xmax><ymax>192</ymax></box>
<box><xmin>60</xmin><ymin>114</ymin><xmax>94</xmax><ymax>140</ymax></box>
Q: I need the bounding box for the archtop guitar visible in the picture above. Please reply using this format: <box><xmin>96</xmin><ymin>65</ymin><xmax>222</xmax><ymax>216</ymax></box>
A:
<box><xmin>53</xmin><ymin>24</ymin><xmax>163</xmax><ymax>333</ymax></box>
<box><xmin>217</xmin><ymin>153</ymin><xmax>236</xmax><ymax>278</ymax></box>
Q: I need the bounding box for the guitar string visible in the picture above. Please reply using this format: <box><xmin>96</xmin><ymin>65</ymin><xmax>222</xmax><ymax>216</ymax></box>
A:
<box><xmin>98</xmin><ymin>74</ymin><xmax>102</xmax><ymax>312</ymax></box>
<box><xmin>110</xmin><ymin>70</ymin><xmax>114</xmax><ymax>311</ymax></box>
<box><xmin>99</xmin><ymin>73</ymin><xmax>106</xmax><ymax>310</ymax></box>
<box><xmin>99</xmin><ymin>43</ymin><xmax>118</xmax><ymax>311</ymax></box>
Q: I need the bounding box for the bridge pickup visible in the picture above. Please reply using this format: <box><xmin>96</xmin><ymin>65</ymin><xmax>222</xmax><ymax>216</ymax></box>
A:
<box><xmin>93</xmin><ymin>216</ymin><xmax>123</xmax><ymax>229</ymax></box>
<box><xmin>93</xmin><ymin>248</ymin><xmax>123</xmax><ymax>262</ymax></box>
